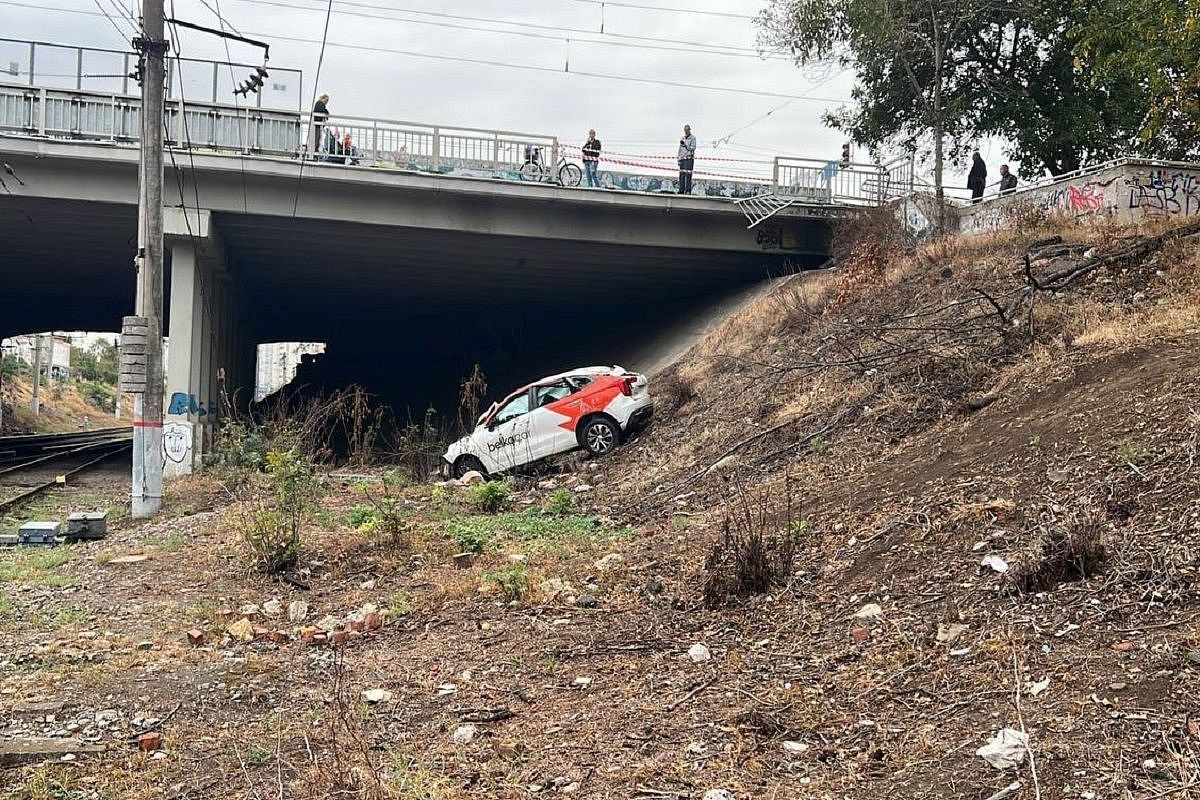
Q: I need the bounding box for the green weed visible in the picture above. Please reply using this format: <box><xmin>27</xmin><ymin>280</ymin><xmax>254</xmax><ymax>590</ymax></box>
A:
<box><xmin>469</xmin><ymin>481</ymin><xmax>512</xmax><ymax>514</ymax></box>
<box><xmin>484</xmin><ymin>564</ymin><xmax>529</xmax><ymax>601</ymax></box>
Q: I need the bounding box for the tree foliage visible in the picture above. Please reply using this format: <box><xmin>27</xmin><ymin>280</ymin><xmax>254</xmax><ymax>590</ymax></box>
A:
<box><xmin>757</xmin><ymin>0</ymin><xmax>1190</xmax><ymax>182</ymax></box>
<box><xmin>1074</xmin><ymin>0</ymin><xmax>1200</xmax><ymax>161</ymax></box>
<box><xmin>71</xmin><ymin>340</ymin><xmax>119</xmax><ymax>385</ymax></box>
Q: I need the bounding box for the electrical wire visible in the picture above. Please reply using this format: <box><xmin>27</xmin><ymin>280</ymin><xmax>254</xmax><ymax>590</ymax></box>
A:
<box><xmin>244</xmin><ymin>31</ymin><xmax>849</xmax><ymax>102</ymax></box>
<box><xmin>289</xmin><ymin>0</ymin><xmax>333</xmax><ymax>217</ymax></box>
<box><xmin>228</xmin><ymin>0</ymin><xmax>782</xmax><ymax>59</ymax></box>
<box><xmin>206</xmin><ymin>0</ymin><xmax>251</xmax><ymax>212</ymax></box>
<box><xmin>1</xmin><ymin>1</ymin><xmax>851</xmax><ymax>102</ymax></box>
<box><xmin>566</xmin><ymin>0</ymin><xmax>757</xmax><ymax>20</ymax></box>
<box><xmin>90</xmin><ymin>0</ymin><xmax>135</xmax><ymax>41</ymax></box>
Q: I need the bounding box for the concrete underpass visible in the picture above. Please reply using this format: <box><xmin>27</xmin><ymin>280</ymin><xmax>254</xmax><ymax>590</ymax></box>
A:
<box><xmin>0</xmin><ymin>137</ymin><xmax>836</xmax><ymax>472</ymax></box>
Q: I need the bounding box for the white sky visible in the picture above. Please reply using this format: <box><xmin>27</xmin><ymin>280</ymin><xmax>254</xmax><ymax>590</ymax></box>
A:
<box><xmin>5</xmin><ymin>0</ymin><xmax>1016</xmax><ymax>186</ymax></box>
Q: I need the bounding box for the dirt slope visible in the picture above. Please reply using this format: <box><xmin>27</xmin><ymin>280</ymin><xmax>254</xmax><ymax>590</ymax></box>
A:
<box><xmin>1</xmin><ymin>216</ymin><xmax>1198</xmax><ymax>800</ymax></box>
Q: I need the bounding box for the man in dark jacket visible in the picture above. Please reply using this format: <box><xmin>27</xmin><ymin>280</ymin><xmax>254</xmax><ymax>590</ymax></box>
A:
<box><xmin>967</xmin><ymin>151</ymin><xmax>987</xmax><ymax>203</ymax></box>
<box><xmin>309</xmin><ymin>93</ymin><xmax>330</xmax><ymax>158</ymax></box>
<box><xmin>582</xmin><ymin>129</ymin><xmax>601</xmax><ymax>187</ymax></box>
<box><xmin>999</xmin><ymin>164</ymin><xmax>1018</xmax><ymax>194</ymax></box>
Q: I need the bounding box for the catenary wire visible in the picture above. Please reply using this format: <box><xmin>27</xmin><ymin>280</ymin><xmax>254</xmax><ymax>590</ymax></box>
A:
<box><xmin>565</xmin><ymin>0</ymin><xmax>757</xmax><ymax>20</ymax></box>
<box><xmin>226</xmin><ymin>0</ymin><xmax>782</xmax><ymax>58</ymax></box>
<box><xmin>288</xmin><ymin>0</ymin><xmax>333</xmax><ymax>217</ymax></box>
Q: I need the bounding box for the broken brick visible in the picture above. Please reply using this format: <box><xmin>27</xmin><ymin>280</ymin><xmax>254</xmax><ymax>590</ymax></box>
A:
<box><xmin>252</xmin><ymin>626</ymin><xmax>270</xmax><ymax>641</ymax></box>
<box><xmin>185</xmin><ymin>629</ymin><xmax>205</xmax><ymax>646</ymax></box>
<box><xmin>1112</xmin><ymin>641</ymin><xmax>1134</xmax><ymax>652</ymax></box>
<box><xmin>268</xmin><ymin>630</ymin><xmax>290</xmax><ymax>644</ymax></box>
<box><xmin>363</xmin><ymin>612</ymin><xmax>383</xmax><ymax>630</ymax></box>
<box><xmin>136</xmin><ymin>732</ymin><xmax>162</xmax><ymax>751</ymax></box>
<box><xmin>330</xmin><ymin>629</ymin><xmax>350</xmax><ymax>646</ymax></box>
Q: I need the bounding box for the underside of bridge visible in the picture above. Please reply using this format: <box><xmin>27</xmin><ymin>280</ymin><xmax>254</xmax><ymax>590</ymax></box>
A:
<box><xmin>1</xmin><ymin>171</ymin><xmax>830</xmax><ymax>472</ymax></box>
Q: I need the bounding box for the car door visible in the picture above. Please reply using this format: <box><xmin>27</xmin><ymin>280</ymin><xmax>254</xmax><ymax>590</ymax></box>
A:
<box><xmin>528</xmin><ymin>380</ymin><xmax>578</xmax><ymax>458</ymax></box>
<box><xmin>478</xmin><ymin>389</ymin><xmax>536</xmax><ymax>473</ymax></box>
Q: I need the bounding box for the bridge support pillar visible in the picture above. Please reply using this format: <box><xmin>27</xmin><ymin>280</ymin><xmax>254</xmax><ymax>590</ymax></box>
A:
<box><xmin>164</xmin><ymin>208</ymin><xmax>232</xmax><ymax>476</ymax></box>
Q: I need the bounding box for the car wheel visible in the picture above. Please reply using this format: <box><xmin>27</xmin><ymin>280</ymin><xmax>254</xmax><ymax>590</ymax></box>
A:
<box><xmin>581</xmin><ymin>416</ymin><xmax>619</xmax><ymax>456</ymax></box>
<box><xmin>453</xmin><ymin>455</ymin><xmax>488</xmax><ymax>479</ymax></box>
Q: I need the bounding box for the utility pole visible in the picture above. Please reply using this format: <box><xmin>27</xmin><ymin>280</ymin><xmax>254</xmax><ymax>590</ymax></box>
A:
<box><xmin>30</xmin><ymin>334</ymin><xmax>43</xmax><ymax>416</ymax></box>
<box><xmin>131</xmin><ymin>0</ymin><xmax>167</xmax><ymax>518</ymax></box>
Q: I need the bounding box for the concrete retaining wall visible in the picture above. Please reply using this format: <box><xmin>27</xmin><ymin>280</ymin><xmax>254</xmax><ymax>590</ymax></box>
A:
<box><xmin>958</xmin><ymin>161</ymin><xmax>1200</xmax><ymax>234</ymax></box>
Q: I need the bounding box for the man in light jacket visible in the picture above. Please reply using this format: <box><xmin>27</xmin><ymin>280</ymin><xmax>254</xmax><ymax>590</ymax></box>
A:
<box><xmin>677</xmin><ymin>124</ymin><xmax>696</xmax><ymax>195</ymax></box>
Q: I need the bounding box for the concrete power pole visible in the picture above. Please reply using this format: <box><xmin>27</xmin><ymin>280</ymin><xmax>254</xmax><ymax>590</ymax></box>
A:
<box><xmin>30</xmin><ymin>334</ymin><xmax>43</xmax><ymax>416</ymax></box>
<box><xmin>131</xmin><ymin>0</ymin><xmax>167</xmax><ymax>518</ymax></box>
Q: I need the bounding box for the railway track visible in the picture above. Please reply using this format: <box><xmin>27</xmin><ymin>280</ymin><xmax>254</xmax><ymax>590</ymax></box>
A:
<box><xmin>0</xmin><ymin>428</ymin><xmax>132</xmax><ymax>514</ymax></box>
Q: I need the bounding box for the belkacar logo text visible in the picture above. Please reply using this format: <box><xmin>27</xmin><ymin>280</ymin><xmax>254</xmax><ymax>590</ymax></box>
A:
<box><xmin>487</xmin><ymin>430</ymin><xmax>530</xmax><ymax>452</ymax></box>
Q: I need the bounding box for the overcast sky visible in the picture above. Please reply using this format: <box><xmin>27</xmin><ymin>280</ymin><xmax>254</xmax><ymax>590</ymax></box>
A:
<box><xmin>7</xmin><ymin>0</ymin><xmax>1002</xmax><ymax>183</ymax></box>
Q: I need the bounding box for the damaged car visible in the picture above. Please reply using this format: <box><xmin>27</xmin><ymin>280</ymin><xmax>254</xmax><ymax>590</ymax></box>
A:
<box><xmin>443</xmin><ymin>366</ymin><xmax>652</xmax><ymax>479</ymax></box>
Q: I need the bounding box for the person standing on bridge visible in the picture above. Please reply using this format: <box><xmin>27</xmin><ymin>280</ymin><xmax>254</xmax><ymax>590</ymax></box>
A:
<box><xmin>967</xmin><ymin>150</ymin><xmax>987</xmax><ymax>203</ymax></box>
<box><xmin>582</xmin><ymin>129</ymin><xmax>602</xmax><ymax>187</ymax></box>
<box><xmin>999</xmin><ymin>164</ymin><xmax>1018</xmax><ymax>195</ymax></box>
<box><xmin>677</xmin><ymin>124</ymin><xmax>697</xmax><ymax>195</ymax></box>
<box><xmin>309</xmin><ymin>93</ymin><xmax>331</xmax><ymax>159</ymax></box>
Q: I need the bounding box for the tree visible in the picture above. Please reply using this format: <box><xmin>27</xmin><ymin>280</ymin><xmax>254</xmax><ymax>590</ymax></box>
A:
<box><xmin>72</xmin><ymin>340</ymin><xmax>118</xmax><ymax>385</ymax></box>
<box><xmin>759</xmin><ymin>0</ymin><xmax>993</xmax><ymax>226</ymax></box>
<box><xmin>1074</xmin><ymin>0</ymin><xmax>1200</xmax><ymax>161</ymax></box>
<box><xmin>959</xmin><ymin>2</ymin><xmax>1147</xmax><ymax>177</ymax></box>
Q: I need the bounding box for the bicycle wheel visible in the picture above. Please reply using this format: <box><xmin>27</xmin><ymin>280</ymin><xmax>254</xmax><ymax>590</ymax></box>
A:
<box><xmin>519</xmin><ymin>162</ymin><xmax>545</xmax><ymax>181</ymax></box>
<box><xmin>558</xmin><ymin>162</ymin><xmax>583</xmax><ymax>187</ymax></box>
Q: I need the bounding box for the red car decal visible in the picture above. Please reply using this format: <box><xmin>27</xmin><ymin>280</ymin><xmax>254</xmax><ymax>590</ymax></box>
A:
<box><xmin>544</xmin><ymin>376</ymin><xmax>624</xmax><ymax>432</ymax></box>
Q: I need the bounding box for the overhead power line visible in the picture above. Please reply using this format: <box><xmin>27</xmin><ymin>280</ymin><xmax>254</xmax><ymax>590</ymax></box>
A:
<box><xmin>1</xmin><ymin>1</ymin><xmax>851</xmax><ymax>102</ymax></box>
<box><xmin>244</xmin><ymin>32</ymin><xmax>849</xmax><ymax>102</ymax></box>
<box><xmin>566</xmin><ymin>0</ymin><xmax>757</xmax><ymax>20</ymax></box>
<box><xmin>226</xmin><ymin>0</ymin><xmax>783</xmax><ymax>59</ymax></box>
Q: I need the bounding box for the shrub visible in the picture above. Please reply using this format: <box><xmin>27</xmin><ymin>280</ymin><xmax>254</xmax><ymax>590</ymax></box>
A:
<box><xmin>654</xmin><ymin>372</ymin><xmax>697</xmax><ymax>416</ymax></box>
<box><xmin>240</xmin><ymin>448</ymin><xmax>322</xmax><ymax>573</ymax></box>
<box><xmin>544</xmin><ymin>488</ymin><xmax>573</xmax><ymax>516</ymax></box>
<box><xmin>1011</xmin><ymin>523</ymin><xmax>1107</xmax><ymax>594</ymax></box>
<box><xmin>702</xmin><ymin>482</ymin><xmax>797</xmax><ymax>608</ymax></box>
<box><xmin>470</xmin><ymin>481</ymin><xmax>511</xmax><ymax>514</ymax></box>
<box><xmin>484</xmin><ymin>565</ymin><xmax>529</xmax><ymax>601</ymax></box>
<box><xmin>77</xmin><ymin>379</ymin><xmax>116</xmax><ymax>412</ymax></box>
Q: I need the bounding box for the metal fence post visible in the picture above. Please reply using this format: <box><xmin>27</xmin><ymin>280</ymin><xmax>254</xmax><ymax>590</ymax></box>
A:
<box><xmin>28</xmin><ymin>42</ymin><xmax>35</xmax><ymax>86</ymax></box>
<box><xmin>37</xmin><ymin>87</ymin><xmax>46</xmax><ymax>135</ymax></box>
<box><xmin>432</xmin><ymin>126</ymin><xmax>440</xmax><ymax>171</ymax></box>
<box><xmin>772</xmin><ymin>157</ymin><xmax>779</xmax><ymax>193</ymax></box>
<box><xmin>492</xmin><ymin>132</ymin><xmax>499</xmax><ymax>172</ymax></box>
<box><xmin>372</xmin><ymin>120</ymin><xmax>379</xmax><ymax>161</ymax></box>
<box><xmin>76</xmin><ymin>48</ymin><xmax>83</xmax><ymax>91</ymax></box>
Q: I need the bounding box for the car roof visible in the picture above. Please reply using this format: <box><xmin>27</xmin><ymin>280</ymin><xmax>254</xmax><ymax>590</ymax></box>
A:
<box><xmin>529</xmin><ymin>365</ymin><xmax>621</xmax><ymax>386</ymax></box>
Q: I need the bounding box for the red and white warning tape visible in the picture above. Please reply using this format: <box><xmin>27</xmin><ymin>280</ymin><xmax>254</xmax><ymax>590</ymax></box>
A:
<box><xmin>598</xmin><ymin>155</ymin><xmax>770</xmax><ymax>183</ymax></box>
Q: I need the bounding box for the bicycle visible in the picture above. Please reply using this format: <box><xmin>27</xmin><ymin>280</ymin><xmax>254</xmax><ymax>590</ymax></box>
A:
<box><xmin>519</xmin><ymin>145</ymin><xmax>582</xmax><ymax>187</ymax></box>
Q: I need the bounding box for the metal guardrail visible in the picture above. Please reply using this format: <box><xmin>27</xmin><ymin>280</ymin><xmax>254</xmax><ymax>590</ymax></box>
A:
<box><xmin>0</xmin><ymin>82</ymin><xmax>303</xmax><ymax>154</ymax></box>
<box><xmin>773</xmin><ymin>155</ymin><xmax>914</xmax><ymax>207</ymax></box>
<box><xmin>317</xmin><ymin>114</ymin><xmax>559</xmax><ymax>175</ymax></box>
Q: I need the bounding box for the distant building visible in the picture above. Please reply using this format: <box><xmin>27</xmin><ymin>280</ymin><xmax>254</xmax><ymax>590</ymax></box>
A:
<box><xmin>255</xmin><ymin>342</ymin><xmax>326</xmax><ymax>400</ymax></box>
<box><xmin>1</xmin><ymin>332</ymin><xmax>72</xmax><ymax>378</ymax></box>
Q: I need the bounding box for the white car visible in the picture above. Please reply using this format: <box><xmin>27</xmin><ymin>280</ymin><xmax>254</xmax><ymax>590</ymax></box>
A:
<box><xmin>443</xmin><ymin>366</ymin><xmax>653</xmax><ymax>479</ymax></box>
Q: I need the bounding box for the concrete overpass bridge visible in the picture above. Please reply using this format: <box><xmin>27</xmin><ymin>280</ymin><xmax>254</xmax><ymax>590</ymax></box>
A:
<box><xmin>0</xmin><ymin>40</ymin><xmax>912</xmax><ymax>472</ymax></box>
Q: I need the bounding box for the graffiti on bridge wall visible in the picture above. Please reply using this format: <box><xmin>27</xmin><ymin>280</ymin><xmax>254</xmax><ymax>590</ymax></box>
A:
<box><xmin>167</xmin><ymin>391</ymin><xmax>207</xmax><ymax>417</ymax></box>
<box><xmin>1126</xmin><ymin>170</ymin><xmax>1200</xmax><ymax>217</ymax></box>
<box><xmin>961</xmin><ymin>165</ymin><xmax>1200</xmax><ymax>234</ymax></box>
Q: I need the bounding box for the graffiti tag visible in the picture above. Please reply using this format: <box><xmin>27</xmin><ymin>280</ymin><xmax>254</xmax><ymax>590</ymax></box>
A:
<box><xmin>1126</xmin><ymin>170</ymin><xmax>1200</xmax><ymax>217</ymax></box>
<box><xmin>168</xmin><ymin>391</ymin><xmax>207</xmax><ymax>416</ymax></box>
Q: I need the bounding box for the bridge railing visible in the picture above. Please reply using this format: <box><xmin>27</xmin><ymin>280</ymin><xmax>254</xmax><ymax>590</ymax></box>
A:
<box><xmin>316</xmin><ymin>113</ymin><xmax>559</xmax><ymax>175</ymax></box>
<box><xmin>0</xmin><ymin>37</ymin><xmax>304</xmax><ymax>111</ymax></box>
<box><xmin>773</xmin><ymin>155</ymin><xmax>915</xmax><ymax>206</ymax></box>
<box><xmin>0</xmin><ymin>82</ymin><xmax>303</xmax><ymax>154</ymax></box>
